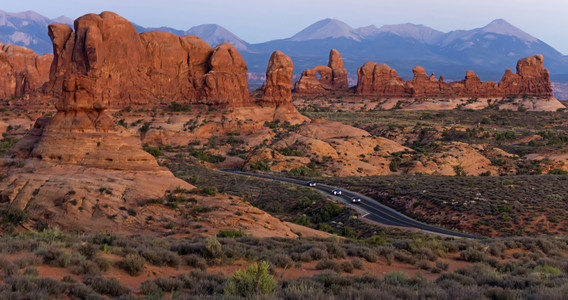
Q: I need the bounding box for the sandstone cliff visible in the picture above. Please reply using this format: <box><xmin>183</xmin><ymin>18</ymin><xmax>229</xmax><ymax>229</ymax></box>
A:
<box><xmin>0</xmin><ymin>43</ymin><xmax>52</xmax><ymax>100</ymax></box>
<box><xmin>0</xmin><ymin>52</ymin><xmax>195</xmax><ymax>231</ymax></box>
<box><xmin>45</xmin><ymin>11</ymin><xmax>250</xmax><ymax>108</ymax></box>
<box><xmin>294</xmin><ymin>49</ymin><xmax>348</xmax><ymax>94</ymax></box>
<box><xmin>356</xmin><ymin>55</ymin><xmax>554</xmax><ymax>99</ymax></box>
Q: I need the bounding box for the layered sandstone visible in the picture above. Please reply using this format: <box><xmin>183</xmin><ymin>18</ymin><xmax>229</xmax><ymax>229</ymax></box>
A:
<box><xmin>0</xmin><ymin>43</ymin><xmax>52</xmax><ymax>99</ymax></box>
<box><xmin>45</xmin><ymin>11</ymin><xmax>250</xmax><ymax>108</ymax></box>
<box><xmin>356</xmin><ymin>55</ymin><xmax>554</xmax><ymax>99</ymax></box>
<box><xmin>0</xmin><ymin>41</ymin><xmax>196</xmax><ymax>231</ymax></box>
<box><xmin>294</xmin><ymin>49</ymin><xmax>348</xmax><ymax>93</ymax></box>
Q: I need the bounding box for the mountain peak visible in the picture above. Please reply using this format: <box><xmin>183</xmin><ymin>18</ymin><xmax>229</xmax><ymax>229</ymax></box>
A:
<box><xmin>374</xmin><ymin>23</ymin><xmax>445</xmax><ymax>44</ymax></box>
<box><xmin>290</xmin><ymin>18</ymin><xmax>359</xmax><ymax>41</ymax></box>
<box><xmin>481</xmin><ymin>18</ymin><xmax>537</xmax><ymax>42</ymax></box>
<box><xmin>186</xmin><ymin>24</ymin><xmax>248</xmax><ymax>50</ymax></box>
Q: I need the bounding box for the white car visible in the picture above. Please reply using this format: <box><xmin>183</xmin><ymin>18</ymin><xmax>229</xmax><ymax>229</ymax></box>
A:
<box><xmin>307</xmin><ymin>181</ymin><xmax>316</xmax><ymax>187</ymax></box>
<box><xmin>352</xmin><ymin>197</ymin><xmax>361</xmax><ymax>204</ymax></box>
<box><xmin>332</xmin><ymin>189</ymin><xmax>342</xmax><ymax>195</ymax></box>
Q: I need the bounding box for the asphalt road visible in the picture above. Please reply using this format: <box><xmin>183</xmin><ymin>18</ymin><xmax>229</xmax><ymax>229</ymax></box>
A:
<box><xmin>221</xmin><ymin>169</ymin><xmax>482</xmax><ymax>239</ymax></box>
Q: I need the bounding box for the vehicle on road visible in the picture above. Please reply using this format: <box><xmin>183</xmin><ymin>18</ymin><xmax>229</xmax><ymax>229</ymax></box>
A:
<box><xmin>332</xmin><ymin>189</ymin><xmax>342</xmax><ymax>195</ymax></box>
<box><xmin>307</xmin><ymin>181</ymin><xmax>316</xmax><ymax>187</ymax></box>
<box><xmin>352</xmin><ymin>197</ymin><xmax>361</xmax><ymax>204</ymax></box>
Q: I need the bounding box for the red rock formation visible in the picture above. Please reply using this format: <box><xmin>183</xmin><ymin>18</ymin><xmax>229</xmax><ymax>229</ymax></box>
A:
<box><xmin>356</xmin><ymin>55</ymin><xmax>553</xmax><ymax>99</ymax></box>
<box><xmin>0</xmin><ymin>43</ymin><xmax>52</xmax><ymax>99</ymax></box>
<box><xmin>355</xmin><ymin>62</ymin><xmax>406</xmax><ymax>96</ymax></box>
<box><xmin>45</xmin><ymin>11</ymin><xmax>250</xmax><ymax>108</ymax></box>
<box><xmin>261</xmin><ymin>51</ymin><xmax>293</xmax><ymax>104</ymax></box>
<box><xmin>328</xmin><ymin>49</ymin><xmax>348</xmax><ymax>90</ymax></box>
<box><xmin>498</xmin><ymin>54</ymin><xmax>552</xmax><ymax>97</ymax></box>
<box><xmin>294</xmin><ymin>49</ymin><xmax>348</xmax><ymax>93</ymax></box>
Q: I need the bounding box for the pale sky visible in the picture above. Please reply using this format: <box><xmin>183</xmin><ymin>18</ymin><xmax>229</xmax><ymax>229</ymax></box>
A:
<box><xmin>3</xmin><ymin>0</ymin><xmax>568</xmax><ymax>54</ymax></box>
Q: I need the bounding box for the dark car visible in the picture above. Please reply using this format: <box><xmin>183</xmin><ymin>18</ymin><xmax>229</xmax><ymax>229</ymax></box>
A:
<box><xmin>307</xmin><ymin>181</ymin><xmax>316</xmax><ymax>187</ymax></box>
<box><xmin>332</xmin><ymin>189</ymin><xmax>342</xmax><ymax>195</ymax></box>
<box><xmin>352</xmin><ymin>197</ymin><xmax>361</xmax><ymax>204</ymax></box>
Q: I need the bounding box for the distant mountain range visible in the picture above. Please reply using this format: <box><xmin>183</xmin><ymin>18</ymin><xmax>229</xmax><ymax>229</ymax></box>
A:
<box><xmin>2</xmin><ymin>10</ymin><xmax>568</xmax><ymax>92</ymax></box>
<box><xmin>0</xmin><ymin>9</ymin><xmax>72</xmax><ymax>54</ymax></box>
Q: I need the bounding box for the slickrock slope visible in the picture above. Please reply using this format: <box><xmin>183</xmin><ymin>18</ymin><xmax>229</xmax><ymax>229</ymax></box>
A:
<box><xmin>294</xmin><ymin>49</ymin><xmax>348</xmax><ymax>93</ymax></box>
<box><xmin>356</xmin><ymin>54</ymin><xmax>554</xmax><ymax>99</ymax></box>
<box><xmin>0</xmin><ymin>43</ymin><xmax>52</xmax><ymax>99</ymax></box>
<box><xmin>45</xmin><ymin>11</ymin><xmax>250</xmax><ymax>108</ymax></box>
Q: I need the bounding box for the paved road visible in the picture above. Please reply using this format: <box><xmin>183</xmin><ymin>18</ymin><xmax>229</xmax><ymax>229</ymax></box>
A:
<box><xmin>221</xmin><ymin>169</ymin><xmax>482</xmax><ymax>239</ymax></box>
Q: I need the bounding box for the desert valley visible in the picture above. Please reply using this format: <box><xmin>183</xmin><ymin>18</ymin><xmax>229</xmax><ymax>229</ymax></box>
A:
<box><xmin>0</xmin><ymin>6</ymin><xmax>568</xmax><ymax>299</ymax></box>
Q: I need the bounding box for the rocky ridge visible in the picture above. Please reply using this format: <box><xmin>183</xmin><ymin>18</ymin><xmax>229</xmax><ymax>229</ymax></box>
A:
<box><xmin>356</xmin><ymin>54</ymin><xmax>553</xmax><ymax>98</ymax></box>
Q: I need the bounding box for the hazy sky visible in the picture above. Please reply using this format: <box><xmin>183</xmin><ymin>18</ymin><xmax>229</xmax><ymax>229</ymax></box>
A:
<box><xmin>3</xmin><ymin>0</ymin><xmax>568</xmax><ymax>54</ymax></box>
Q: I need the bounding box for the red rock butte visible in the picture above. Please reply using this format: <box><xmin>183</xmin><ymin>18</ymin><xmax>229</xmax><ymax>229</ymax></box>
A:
<box><xmin>355</xmin><ymin>54</ymin><xmax>553</xmax><ymax>98</ymax></box>
<box><xmin>0</xmin><ymin>43</ymin><xmax>52</xmax><ymax>99</ymax></box>
<box><xmin>45</xmin><ymin>11</ymin><xmax>252</xmax><ymax>108</ymax></box>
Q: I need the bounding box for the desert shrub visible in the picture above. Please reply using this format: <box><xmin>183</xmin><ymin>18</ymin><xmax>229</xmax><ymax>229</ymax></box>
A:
<box><xmin>394</xmin><ymin>249</ymin><xmax>416</xmax><ymax>265</ymax></box>
<box><xmin>416</xmin><ymin>260</ymin><xmax>431</xmax><ymax>271</ymax></box>
<box><xmin>36</xmin><ymin>248</ymin><xmax>72</xmax><ymax>268</ymax></box>
<box><xmin>71</xmin><ymin>260</ymin><xmax>102</xmax><ymax>276</ymax></box>
<box><xmin>224</xmin><ymin>261</ymin><xmax>276</xmax><ymax>298</ymax></box>
<box><xmin>203</xmin><ymin>236</ymin><xmax>223</xmax><ymax>262</ymax></box>
<box><xmin>118</xmin><ymin>254</ymin><xmax>145</xmax><ymax>276</ymax></box>
<box><xmin>79</xmin><ymin>243</ymin><xmax>98</xmax><ymax>259</ymax></box>
<box><xmin>93</xmin><ymin>257</ymin><xmax>112</xmax><ymax>272</ymax></box>
<box><xmin>340</xmin><ymin>261</ymin><xmax>354</xmax><ymax>273</ymax></box>
<box><xmin>351</xmin><ymin>257</ymin><xmax>364</xmax><ymax>270</ymax></box>
<box><xmin>384</xmin><ymin>271</ymin><xmax>408</xmax><ymax>286</ymax></box>
<box><xmin>216</xmin><ymin>229</ymin><xmax>245</xmax><ymax>238</ymax></box>
<box><xmin>1</xmin><ymin>262</ymin><xmax>19</xmax><ymax>278</ymax></box>
<box><xmin>185</xmin><ymin>254</ymin><xmax>208</xmax><ymax>271</ymax></box>
<box><xmin>299</xmin><ymin>247</ymin><xmax>328</xmax><ymax>262</ymax></box>
<box><xmin>83</xmin><ymin>276</ymin><xmax>130</xmax><ymax>297</ymax></box>
<box><xmin>138</xmin><ymin>247</ymin><xmax>180</xmax><ymax>267</ymax></box>
<box><xmin>325</xmin><ymin>242</ymin><xmax>346</xmax><ymax>259</ymax></box>
<box><xmin>140</xmin><ymin>281</ymin><xmax>162</xmax><ymax>297</ymax></box>
<box><xmin>460</xmin><ymin>248</ymin><xmax>487</xmax><ymax>262</ymax></box>
<box><xmin>153</xmin><ymin>277</ymin><xmax>185</xmax><ymax>293</ymax></box>
<box><xmin>13</xmin><ymin>254</ymin><xmax>41</xmax><ymax>268</ymax></box>
<box><xmin>316</xmin><ymin>260</ymin><xmax>342</xmax><ymax>272</ymax></box>
<box><xmin>270</xmin><ymin>253</ymin><xmax>293</xmax><ymax>268</ymax></box>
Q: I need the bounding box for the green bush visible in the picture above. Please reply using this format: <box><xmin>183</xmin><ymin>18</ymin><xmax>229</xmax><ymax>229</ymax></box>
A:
<box><xmin>3</xmin><ymin>209</ymin><xmax>28</xmax><ymax>225</ymax></box>
<box><xmin>250</xmin><ymin>161</ymin><xmax>271</xmax><ymax>171</ymax></box>
<box><xmin>143</xmin><ymin>144</ymin><xmax>163</xmax><ymax>157</ymax></box>
<box><xmin>217</xmin><ymin>229</ymin><xmax>246</xmax><ymax>238</ymax></box>
<box><xmin>224</xmin><ymin>261</ymin><xmax>276</xmax><ymax>297</ymax></box>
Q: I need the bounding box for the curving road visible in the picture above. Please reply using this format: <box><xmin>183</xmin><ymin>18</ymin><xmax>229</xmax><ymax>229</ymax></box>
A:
<box><xmin>221</xmin><ymin>170</ymin><xmax>482</xmax><ymax>239</ymax></box>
